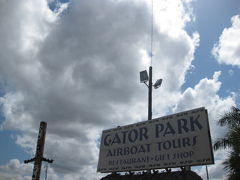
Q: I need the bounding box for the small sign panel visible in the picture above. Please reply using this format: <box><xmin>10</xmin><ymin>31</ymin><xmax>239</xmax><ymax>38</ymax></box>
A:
<box><xmin>97</xmin><ymin>107</ymin><xmax>214</xmax><ymax>173</ymax></box>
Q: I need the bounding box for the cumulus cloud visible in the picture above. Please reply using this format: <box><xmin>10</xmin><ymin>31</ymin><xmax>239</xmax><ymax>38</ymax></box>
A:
<box><xmin>0</xmin><ymin>159</ymin><xmax>32</xmax><ymax>180</ymax></box>
<box><xmin>0</xmin><ymin>159</ymin><xmax>59</xmax><ymax>180</ymax></box>
<box><xmin>212</xmin><ymin>15</ymin><xmax>240</xmax><ymax>67</ymax></box>
<box><xmin>174</xmin><ymin>71</ymin><xmax>235</xmax><ymax>138</ymax></box>
<box><xmin>0</xmin><ymin>0</ymin><xmax>236</xmax><ymax>180</ymax></box>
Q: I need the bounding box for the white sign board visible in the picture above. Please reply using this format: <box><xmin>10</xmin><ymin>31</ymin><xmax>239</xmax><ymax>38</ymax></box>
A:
<box><xmin>97</xmin><ymin>107</ymin><xmax>214</xmax><ymax>173</ymax></box>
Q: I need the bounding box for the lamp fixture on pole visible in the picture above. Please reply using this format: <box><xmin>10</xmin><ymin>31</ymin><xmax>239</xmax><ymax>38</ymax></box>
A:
<box><xmin>140</xmin><ymin>66</ymin><xmax>162</xmax><ymax>120</ymax></box>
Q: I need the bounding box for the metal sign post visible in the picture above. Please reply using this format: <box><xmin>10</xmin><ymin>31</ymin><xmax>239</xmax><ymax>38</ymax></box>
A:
<box><xmin>24</xmin><ymin>121</ymin><xmax>53</xmax><ymax>180</ymax></box>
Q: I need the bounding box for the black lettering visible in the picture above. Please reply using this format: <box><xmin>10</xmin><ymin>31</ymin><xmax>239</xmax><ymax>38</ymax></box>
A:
<box><xmin>106</xmin><ymin>149</ymin><xmax>113</xmax><ymax>157</ymax></box>
<box><xmin>112</xmin><ymin>133</ymin><xmax>121</xmax><ymax>145</ymax></box>
<box><xmin>172</xmin><ymin>138</ymin><xmax>181</xmax><ymax>149</ymax></box>
<box><xmin>163</xmin><ymin>141</ymin><xmax>171</xmax><ymax>150</ymax></box>
<box><xmin>163</xmin><ymin>122</ymin><xmax>176</xmax><ymax>136</ymax></box>
<box><xmin>182</xmin><ymin>137</ymin><xmax>191</xmax><ymax>147</ymax></box>
<box><xmin>117</xmin><ymin>148</ymin><xmax>123</xmax><ymax>156</ymax></box>
<box><xmin>139</xmin><ymin>127</ymin><xmax>148</xmax><ymax>141</ymax></box>
<box><xmin>156</xmin><ymin>124</ymin><xmax>164</xmax><ymax>138</ymax></box>
<box><xmin>190</xmin><ymin>115</ymin><xmax>203</xmax><ymax>131</ymax></box>
<box><xmin>146</xmin><ymin>144</ymin><xmax>151</xmax><ymax>152</ymax></box>
<box><xmin>124</xmin><ymin>147</ymin><xmax>130</xmax><ymax>155</ymax></box>
<box><xmin>130</xmin><ymin>146</ymin><xmax>138</xmax><ymax>154</ymax></box>
<box><xmin>157</xmin><ymin>142</ymin><xmax>163</xmax><ymax>151</ymax></box>
<box><xmin>104</xmin><ymin>134</ymin><xmax>111</xmax><ymax>146</ymax></box>
<box><xmin>121</xmin><ymin>131</ymin><xmax>128</xmax><ymax>144</ymax></box>
<box><xmin>128</xmin><ymin>129</ymin><xmax>138</xmax><ymax>143</ymax></box>
<box><xmin>178</xmin><ymin>119</ymin><xmax>189</xmax><ymax>134</ymax></box>
<box><xmin>138</xmin><ymin>145</ymin><xmax>146</xmax><ymax>153</ymax></box>
<box><xmin>192</xmin><ymin>136</ymin><xmax>197</xmax><ymax>146</ymax></box>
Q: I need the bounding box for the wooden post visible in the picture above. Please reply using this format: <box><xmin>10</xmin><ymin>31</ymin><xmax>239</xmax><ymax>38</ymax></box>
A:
<box><xmin>24</xmin><ymin>122</ymin><xmax>53</xmax><ymax>180</ymax></box>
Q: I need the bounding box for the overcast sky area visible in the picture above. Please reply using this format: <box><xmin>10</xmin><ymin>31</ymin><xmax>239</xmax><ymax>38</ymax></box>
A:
<box><xmin>0</xmin><ymin>0</ymin><xmax>240</xmax><ymax>179</ymax></box>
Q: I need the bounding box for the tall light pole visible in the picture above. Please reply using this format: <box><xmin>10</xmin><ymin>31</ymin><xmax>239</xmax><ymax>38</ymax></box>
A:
<box><xmin>140</xmin><ymin>66</ymin><xmax>162</xmax><ymax>121</ymax></box>
<box><xmin>148</xmin><ymin>66</ymin><xmax>153</xmax><ymax>120</ymax></box>
<box><xmin>140</xmin><ymin>66</ymin><xmax>162</xmax><ymax>175</ymax></box>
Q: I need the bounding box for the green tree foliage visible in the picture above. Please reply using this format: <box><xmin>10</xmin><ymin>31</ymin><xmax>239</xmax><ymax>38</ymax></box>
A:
<box><xmin>213</xmin><ymin>106</ymin><xmax>240</xmax><ymax>180</ymax></box>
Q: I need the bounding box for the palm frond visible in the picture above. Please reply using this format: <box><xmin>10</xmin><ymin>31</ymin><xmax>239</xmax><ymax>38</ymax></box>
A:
<box><xmin>213</xmin><ymin>138</ymin><xmax>233</xmax><ymax>150</ymax></box>
<box><xmin>215</xmin><ymin>106</ymin><xmax>240</xmax><ymax>179</ymax></box>
<box><xmin>229</xmin><ymin>128</ymin><xmax>240</xmax><ymax>153</ymax></box>
<box><xmin>223</xmin><ymin>151</ymin><xmax>240</xmax><ymax>179</ymax></box>
<box><xmin>218</xmin><ymin>106</ymin><xmax>240</xmax><ymax>127</ymax></box>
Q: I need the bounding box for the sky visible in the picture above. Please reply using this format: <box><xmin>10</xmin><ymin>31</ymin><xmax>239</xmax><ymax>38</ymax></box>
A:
<box><xmin>0</xmin><ymin>0</ymin><xmax>239</xmax><ymax>179</ymax></box>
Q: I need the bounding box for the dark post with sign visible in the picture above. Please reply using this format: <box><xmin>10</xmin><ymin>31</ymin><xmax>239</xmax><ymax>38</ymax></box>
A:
<box><xmin>24</xmin><ymin>121</ymin><xmax>53</xmax><ymax>180</ymax></box>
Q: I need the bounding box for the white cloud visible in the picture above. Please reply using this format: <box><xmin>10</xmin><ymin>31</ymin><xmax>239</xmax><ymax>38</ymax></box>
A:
<box><xmin>0</xmin><ymin>159</ymin><xmax>32</xmax><ymax>180</ymax></box>
<box><xmin>174</xmin><ymin>71</ymin><xmax>235</xmax><ymax>139</ymax></box>
<box><xmin>212</xmin><ymin>15</ymin><xmax>240</xmax><ymax>67</ymax></box>
<box><xmin>0</xmin><ymin>0</ymin><xmax>236</xmax><ymax>180</ymax></box>
<box><xmin>0</xmin><ymin>159</ymin><xmax>60</xmax><ymax>180</ymax></box>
